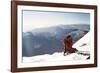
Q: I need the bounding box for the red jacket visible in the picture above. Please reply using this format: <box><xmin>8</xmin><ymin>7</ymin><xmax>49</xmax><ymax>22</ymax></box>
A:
<box><xmin>63</xmin><ymin>36</ymin><xmax>77</xmax><ymax>53</ymax></box>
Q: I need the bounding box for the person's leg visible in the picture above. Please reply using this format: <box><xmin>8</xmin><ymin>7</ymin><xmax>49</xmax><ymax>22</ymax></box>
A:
<box><xmin>68</xmin><ymin>48</ymin><xmax>78</xmax><ymax>53</ymax></box>
<box><xmin>63</xmin><ymin>46</ymin><xmax>67</xmax><ymax>56</ymax></box>
<box><xmin>64</xmin><ymin>50</ymin><xmax>66</xmax><ymax>56</ymax></box>
<box><xmin>73</xmin><ymin>48</ymin><xmax>78</xmax><ymax>52</ymax></box>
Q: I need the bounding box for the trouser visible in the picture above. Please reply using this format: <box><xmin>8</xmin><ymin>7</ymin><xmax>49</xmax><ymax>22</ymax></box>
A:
<box><xmin>64</xmin><ymin>47</ymin><xmax>78</xmax><ymax>55</ymax></box>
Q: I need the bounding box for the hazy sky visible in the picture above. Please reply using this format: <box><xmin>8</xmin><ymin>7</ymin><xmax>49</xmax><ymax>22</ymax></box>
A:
<box><xmin>22</xmin><ymin>10</ymin><xmax>90</xmax><ymax>32</ymax></box>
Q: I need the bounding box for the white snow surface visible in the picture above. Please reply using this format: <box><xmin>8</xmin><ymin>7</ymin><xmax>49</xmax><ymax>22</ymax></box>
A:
<box><xmin>73</xmin><ymin>32</ymin><xmax>90</xmax><ymax>51</ymax></box>
<box><xmin>23</xmin><ymin>52</ymin><xmax>89</xmax><ymax>63</ymax></box>
<box><xmin>23</xmin><ymin>32</ymin><xmax>90</xmax><ymax>63</ymax></box>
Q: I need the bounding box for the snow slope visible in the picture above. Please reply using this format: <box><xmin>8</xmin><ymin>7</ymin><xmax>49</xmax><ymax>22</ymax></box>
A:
<box><xmin>73</xmin><ymin>32</ymin><xmax>90</xmax><ymax>52</ymax></box>
<box><xmin>23</xmin><ymin>32</ymin><xmax>90</xmax><ymax>63</ymax></box>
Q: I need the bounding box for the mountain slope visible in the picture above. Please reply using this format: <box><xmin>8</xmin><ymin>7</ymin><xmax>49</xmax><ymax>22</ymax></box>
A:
<box><xmin>23</xmin><ymin>32</ymin><xmax>90</xmax><ymax>63</ymax></box>
<box><xmin>22</xmin><ymin>24</ymin><xmax>90</xmax><ymax>57</ymax></box>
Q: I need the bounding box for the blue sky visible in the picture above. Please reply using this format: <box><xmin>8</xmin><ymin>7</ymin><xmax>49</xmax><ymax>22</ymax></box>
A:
<box><xmin>22</xmin><ymin>10</ymin><xmax>90</xmax><ymax>32</ymax></box>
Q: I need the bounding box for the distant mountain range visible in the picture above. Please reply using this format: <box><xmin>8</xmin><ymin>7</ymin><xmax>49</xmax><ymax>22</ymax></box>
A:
<box><xmin>22</xmin><ymin>24</ymin><xmax>90</xmax><ymax>57</ymax></box>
